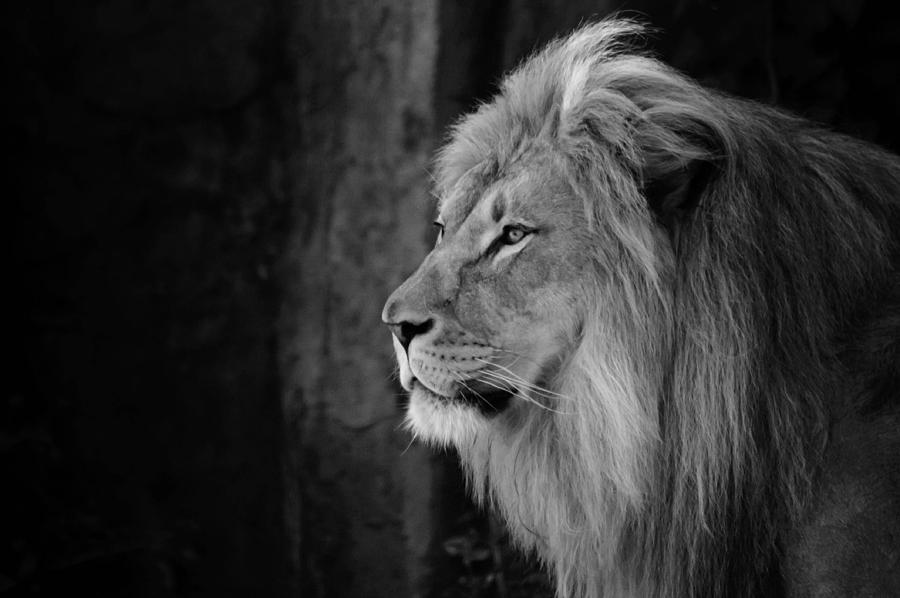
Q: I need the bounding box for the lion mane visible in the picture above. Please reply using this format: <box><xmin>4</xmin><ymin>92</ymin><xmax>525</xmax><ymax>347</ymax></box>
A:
<box><xmin>413</xmin><ymin>20</ymin><xmax>899</xmax><ymax>597</ymax></box>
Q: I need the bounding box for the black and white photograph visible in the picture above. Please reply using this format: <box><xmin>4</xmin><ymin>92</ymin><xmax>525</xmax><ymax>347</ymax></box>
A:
<box><xmin>5</xmin><ymin>1</ymin><xmax>899</xmax><ymax>597</ymax></box>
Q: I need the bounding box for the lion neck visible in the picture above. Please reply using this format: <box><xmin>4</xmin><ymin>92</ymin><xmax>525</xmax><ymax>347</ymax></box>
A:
<box><xmin>457</xmin><ymin>303</ymin><xmax>668</xmax><ymax>597</ymax></box>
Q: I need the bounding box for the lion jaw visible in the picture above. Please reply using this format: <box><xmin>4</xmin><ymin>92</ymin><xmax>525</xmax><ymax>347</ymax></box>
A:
<box><xmin>390</xmin><ymin>324</ymin><xmax>559</xmax><ymax>446</ymax></box>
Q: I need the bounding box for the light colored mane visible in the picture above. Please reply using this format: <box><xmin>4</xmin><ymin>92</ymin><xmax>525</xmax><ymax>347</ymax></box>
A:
<box><xmin>437</xmin><ymin>20</ymin><xmax>899</xmax><ymax>597</ymax></box>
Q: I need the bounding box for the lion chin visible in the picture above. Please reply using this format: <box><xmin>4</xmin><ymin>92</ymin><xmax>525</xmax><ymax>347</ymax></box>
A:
<box><xmin>404</xmin><ymin>384</ymin><xmax>489</xmax><ymax>448</ymax></box>
<box><xmin>383</xmin><ymin>18</ymin><xmax>900</xmax><ymax>598</ymax></box>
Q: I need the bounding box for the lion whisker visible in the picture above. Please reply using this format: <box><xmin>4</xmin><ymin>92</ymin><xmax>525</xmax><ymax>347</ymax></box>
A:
<box><xmin>486</xmin><ymin>346</ymin><xmax>545</xmax><ymax>367</ymax></box>
<box><xmin>452</xmin><ymin>371</ymin><xmax>567</xmax><ymax>415</ymax></box>
<box><xmin>477</xmin><ymin>372</ymin><xmax>573</xmax><ymax>416</ymax></box>
<box><xmin>473</xmin><ymin>371</ymin><xmax>571</xmax><ymax>415</ymax></box>
<box><xmin>479</xmin><ymin>369</ymin><xmax>573</xmax><ymax>404</ymax></box>
<box><xmin>399</xmin><ymin>434</ymin><xmax>417</xmax><ymax>456</ymax></box>
<box><xmin>452</xmin><ymin>373</ymin><xmax>503</xmax><ymax>413</ymax></box>
<box><xmin>474</xmin><ymin>358</ymin><xmax>574</xmax><ymax>401</ymax></box>
<box><xmin>477</xmin><ymin>368</ymin><xmax>557</xmax><ymax>400</ymax></box>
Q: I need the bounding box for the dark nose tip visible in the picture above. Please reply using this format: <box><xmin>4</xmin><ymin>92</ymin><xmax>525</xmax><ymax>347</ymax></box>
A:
<box><xmin>388</xmin><ymin>318</ymin><xmax>434</xmax><ymax>352</ymax></box>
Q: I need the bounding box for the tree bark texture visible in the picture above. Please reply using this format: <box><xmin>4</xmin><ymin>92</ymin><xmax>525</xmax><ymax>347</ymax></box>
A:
<box><xmin>284</xmin><ymin>2</ymin><xmax>442</xmax><ymax>596</ymax></box>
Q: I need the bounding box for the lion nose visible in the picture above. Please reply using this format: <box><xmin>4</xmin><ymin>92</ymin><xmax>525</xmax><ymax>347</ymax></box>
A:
<box><xmin>386</xmin><ymin>318</ymin><xmax>434</xmax><ymax>353</ymax></box>
<box><xmin>383</xmin><ymin>269</ymin><xmax>438</xmax><ymax>351</ymax></box>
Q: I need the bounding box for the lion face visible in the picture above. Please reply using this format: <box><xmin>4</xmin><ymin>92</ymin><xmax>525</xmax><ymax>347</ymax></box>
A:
<box><xmin>382</xmin><ymin>152</ymin><xmax>592</xmax><ymax>445</ymax></box>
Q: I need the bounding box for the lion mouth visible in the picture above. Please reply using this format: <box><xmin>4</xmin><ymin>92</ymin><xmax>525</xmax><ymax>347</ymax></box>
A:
<box><xmin>456</xmin><ymin>379</ymin><xmax>515</xmax><ymax>415</ymax></box>
<box><xmin>413</xmin><ymin>378</ymin><xmax>515</xmax><ymax>415</ymax></box>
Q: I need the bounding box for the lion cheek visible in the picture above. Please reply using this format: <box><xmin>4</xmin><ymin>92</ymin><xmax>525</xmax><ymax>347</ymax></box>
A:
<box><xmin>453</xmin><ymin>285</ymin><xmax>506</xmax><ymax>340</ymax></box>
<box><xmin>454</xmin><ymin>277</ymin><xmax>578</xmax><ymax>359</ymax></box>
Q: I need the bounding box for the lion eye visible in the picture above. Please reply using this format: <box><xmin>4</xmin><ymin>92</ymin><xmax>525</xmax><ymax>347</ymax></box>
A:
<box><xmin>500</xmin><ymin>225</ymin><xmax>529</xmax><ymax>245</ymax></box>
<box><xmin>432</xmin><ymin>221</ymin><xmax>445</xmax><ymax>244</ymax></box>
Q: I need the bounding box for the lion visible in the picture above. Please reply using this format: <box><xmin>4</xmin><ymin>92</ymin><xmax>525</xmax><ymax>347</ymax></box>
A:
<box><xmin>382</xmin><ymin>20</ymin><xmax>900</xmax><ymax>597</ymax></box>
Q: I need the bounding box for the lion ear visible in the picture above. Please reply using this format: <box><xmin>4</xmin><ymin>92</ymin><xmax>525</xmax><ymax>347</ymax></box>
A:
<box><xmin>634</xmin><ymin>111</ymin><xmax>724</xmax><ymax>224</ymax></box>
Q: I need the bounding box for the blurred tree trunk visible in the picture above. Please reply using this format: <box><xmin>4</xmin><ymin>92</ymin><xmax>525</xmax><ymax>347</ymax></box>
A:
<box><xmin>283</xmin><ymin>2</ymin><xmax>443</xmax><ymax>596</ymax></box>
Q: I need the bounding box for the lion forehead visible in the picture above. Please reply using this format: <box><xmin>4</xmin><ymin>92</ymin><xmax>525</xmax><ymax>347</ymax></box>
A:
<box><xmin>440</xmin><ymin>153</ymin><xmax>574</xmax><ymax>233</ymax></box>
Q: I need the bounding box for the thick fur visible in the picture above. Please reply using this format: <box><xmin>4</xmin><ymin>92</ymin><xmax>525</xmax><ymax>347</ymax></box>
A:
<box><xmin>387</xmin><ymin>20</ymin><xmax>900</xmax><ymax>597</ymax></box>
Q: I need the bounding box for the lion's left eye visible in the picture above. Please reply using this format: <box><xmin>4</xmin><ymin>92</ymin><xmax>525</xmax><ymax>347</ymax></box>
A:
<box><xmin>500</xmin><ymin>225</ymin><xmax>530</xmax><ymax>245</ymax></box>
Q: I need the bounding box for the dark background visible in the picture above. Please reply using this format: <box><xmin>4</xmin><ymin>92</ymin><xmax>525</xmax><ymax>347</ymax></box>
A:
<box><xmin>4</xmin><ymin>1</ymin><xmax>899</xmax><ymax>597</ymax></box>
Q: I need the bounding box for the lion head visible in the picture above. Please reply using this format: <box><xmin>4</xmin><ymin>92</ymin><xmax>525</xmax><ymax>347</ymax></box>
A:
<box><xmin>382</xmin><ymin>139</ymin><xmax>604</xmax><ymax>444</ymax></box>
<box><xmin>382</xmin><ymin>22</ymin><xmax>671</xmax><ymax>458</ymax></box>
<box><xmin>382</xmin><ymin>19</ymin><xmax>899</xmax><ymax>598</ymax></box>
